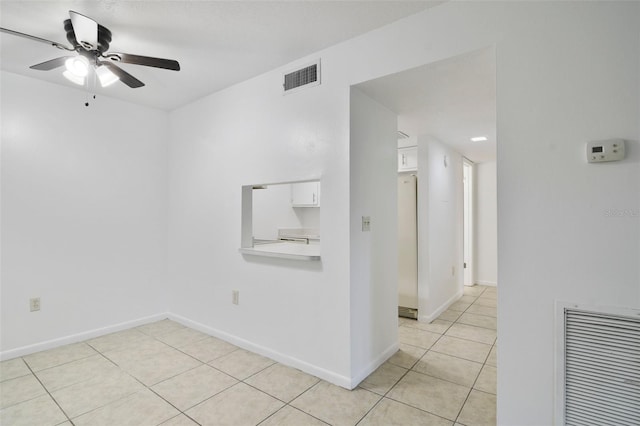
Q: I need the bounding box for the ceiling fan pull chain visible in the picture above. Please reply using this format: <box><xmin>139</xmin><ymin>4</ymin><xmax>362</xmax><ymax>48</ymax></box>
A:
<box><xmin>84</xmin><ymin>72</ymin><xmax>90</xmax><ymax>106</ymax></box>
<box><xmin>92</xmin><ymin>68</ymin><xmax>97</xmax><ymax>101</ymax></box>
<box><xmin>84</xmin><ymin>67</ymin><xmax>96</xmax><ymax>106</ymax></box>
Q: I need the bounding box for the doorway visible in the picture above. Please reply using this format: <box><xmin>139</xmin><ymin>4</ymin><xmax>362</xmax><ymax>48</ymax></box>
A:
<box><xmin>352</xmin><ymin>46</ymin><xmax>497</xmax><ymax>321</ymax></box>
<box><xmin>463</xmin><ymin>159</ymin><xmax>474</xmax><ymax>286</ymax></box>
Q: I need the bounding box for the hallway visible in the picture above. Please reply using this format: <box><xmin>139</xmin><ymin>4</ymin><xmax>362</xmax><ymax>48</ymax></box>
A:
<box><xmin>365</xmin><ymin>284</ymin><xmax>497</xmax><ymax>425</ymax></box>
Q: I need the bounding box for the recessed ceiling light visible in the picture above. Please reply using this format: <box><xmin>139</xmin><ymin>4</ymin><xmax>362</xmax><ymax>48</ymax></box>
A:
<box><xmin>471</xmin><ymin>136</ymin><xmax>488</xmax><ymax>142</ymax></box>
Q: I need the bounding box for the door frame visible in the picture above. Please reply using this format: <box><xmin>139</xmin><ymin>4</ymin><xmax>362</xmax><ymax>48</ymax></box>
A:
<box><xmin>463</xmin><ymin>158</ymin><xmax>474</xmax><ymax>286</ymax></box>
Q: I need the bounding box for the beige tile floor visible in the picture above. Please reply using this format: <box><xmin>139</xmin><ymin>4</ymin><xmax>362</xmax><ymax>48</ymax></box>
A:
<box><xmin>0</xmin><ymin>285</ymin><xmax>496</xmax><ymax>426</ymax></box>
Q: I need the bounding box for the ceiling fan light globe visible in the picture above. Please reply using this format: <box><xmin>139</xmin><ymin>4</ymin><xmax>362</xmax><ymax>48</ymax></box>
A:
<box><xmin>64</xmin><ymin>56</ymin><xmax>89</xmax><ymax>77</ymax></box>
<box><xmin>62</xmin><ymin>70</ymin><xmax>85</xmax><ymax>85</ymax></box>
<box><xmin>96</xmin><ymin>65</ymin><xmax>119</xmax><ymax>87</ymax></box>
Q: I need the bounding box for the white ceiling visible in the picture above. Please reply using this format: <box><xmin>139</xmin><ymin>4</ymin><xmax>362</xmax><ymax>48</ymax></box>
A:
<box><xmin>0</xmin><ymin>1</ymin><xmax>442</xmax><ymax>111</ymax></box>
<box><xmin>355</xmin><ymin>47</ymin><xmax>497</xmax><ymax>163</ymax></box>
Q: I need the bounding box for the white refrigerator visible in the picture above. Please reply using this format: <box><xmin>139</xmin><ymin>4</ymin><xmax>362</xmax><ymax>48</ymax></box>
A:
<box><xmin>398</xmin><ymin>174</ymin><xmax>418</xmax><ymax>318</ymax></box>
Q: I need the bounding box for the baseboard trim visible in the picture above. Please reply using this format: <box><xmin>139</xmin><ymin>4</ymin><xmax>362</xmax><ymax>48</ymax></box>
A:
<box><xmin>168</xmin><ymin>313</ymin><xmax>354</xmax><ymax>389</ymax></box>
<box><xmin>418</xmin><ymin>289</ymin><xmax>463</xmax><ymax>323</ymax></box>
<box><xmin>349</xmin><ymin>341</ymin><xmax>399</xmax><ymax>389</ymax></box>
<box><xmin>476</xmin><ymin>280</ymin><xmax>497</xmax><ymax>287</ymax></box>
<box><xmin>1</xmin><ymin>312</ymin><xmax>393</xmax><ymax>390</ymax></box>
<box><xmin>0</xmin><ymin>313</ymin><xmax>169</xmax><ymax>361</ymax></box>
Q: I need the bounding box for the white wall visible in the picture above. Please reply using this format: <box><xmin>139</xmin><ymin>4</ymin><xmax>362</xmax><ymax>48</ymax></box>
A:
<box><xmin>495</xmin><ymin>4</ymin><xmax>639</xmax><ymax>423</ymax></box>
<box><xmin>252</xmin><ymin>184</ymin><xmax>301</xmax><ymax>240</ymax></box>
<box><xmin>417</xmin><ymin>137</ymin><xmax>464</xmax><ymax>321</ymax></box>
<box><xmin>0</xmin><ymin>72</ymin><xmax>169</xmax><ymax>357</ymax></box>
<box><xmin>296</xmin><ymin>206</ymin><xmax>320</xmax><ymax>232</ymax></box>
<box><xmin>349</xmin><ymin>88</ymin><xmax>398</xmax><ymax>384</ymax></box>
<box><xmin>168</xmin><ymin>1</ymin><xmax>639</xmax><ymax>421</ymax></box>
<box><xmin>475</xmin><ymin>161</ymin><xmax>497</xmax><ymax>286</ymax></box>
<box><xmin>166</xmin><ymin>62</ymin><xmax>354</xmax><ymax>385</ymax></box>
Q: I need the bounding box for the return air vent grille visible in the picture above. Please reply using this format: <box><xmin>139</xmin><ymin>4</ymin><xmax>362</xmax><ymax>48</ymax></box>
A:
<box><xmin>563</xmin><ymin>307</ymin><xmax>640</xmax><ymax>426</ymax></box>
<box><xmin>283</xmin><ymin>60</ymin><xmax>320</xmax><ymax>93</ymax></box>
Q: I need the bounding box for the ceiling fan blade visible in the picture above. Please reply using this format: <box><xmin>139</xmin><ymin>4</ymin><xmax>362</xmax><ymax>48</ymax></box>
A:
<box><xmin>0</xmin><ymin>27</ymin><xmax>73</xmax><ymax>50</ymax></box>
<box><xmin>106</xmin><ymin>53</ymin><xmax>180</xmax><ymax>71</ymax></box>
<box><xmin>69</xmin><ymin>10</ymin><xmax>98</xmax><ymax>50</ymax></box>
<box><xmin>100</xmin><ymin>61</ymin><xmax>145</xmax><ymax>88</ymax></box>
<box><xmin>30</xmin><ymin>56</ymin><xmax>74</xmax><ymax>71</ymax></box>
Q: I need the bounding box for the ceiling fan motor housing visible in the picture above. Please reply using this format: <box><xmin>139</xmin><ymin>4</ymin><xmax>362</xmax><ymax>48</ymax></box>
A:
<box><xmin>0</xmin><ymin>10</ymin><xmax>179</xmax><ymax>90</ymax></box>
<box><xmin>63</xmin><ymin>19</ymin><xmax>112</xmax><ymax>53</ymax></box>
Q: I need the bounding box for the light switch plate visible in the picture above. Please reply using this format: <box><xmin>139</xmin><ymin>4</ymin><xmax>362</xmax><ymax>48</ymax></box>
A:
<box><xmin>362</xmin><ymin>216</ymin><xmax>371</xmax><ymax>232</ymax></box>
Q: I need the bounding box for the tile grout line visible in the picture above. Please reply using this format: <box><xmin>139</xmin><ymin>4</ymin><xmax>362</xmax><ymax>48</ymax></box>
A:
<box><xmin>21</xmin><ymin>356</ymin><xmax>138</xmax><ymax>420</ymax></box>
<box><xmin>21</xmin><ymin>357</ymin><xmax>75</xmax><ymax>426</ymax></box>
<box><xmin>148</xmin><ymin>349</ymin><xmax>290</xmax><ymax>424</ymax></box>
<box><xmin>428</xmin><ymin>346</ymin><xmax>492</xmax><ymax>365</ymax></box>
<box><xmin>352</xmin><ymin>394</ymin><xmax>385</xmax><ymax>426</ymax></box>
<box><xmin>242</xmin><ymin>372</ymin><xmax>319</xmax><ymax>406</ymax></box>
<box><xmin>452</xmin><ymin>287</ymin><xmax>496</xmax><ymax>425</ymax></box>
<box><xmin>23</xmin><ymin>346</ymin><xmax>98</xmax><ymax>376</ymax></box>
<box><xmin>382</xmin><ymin>393</ymin><xmax>461</xmax><ymax>424</ymax></box>
<box><xmin>78</xmin><ymin>330</ymin><xmax>209</xmax><ymax>425</ymax></box>
<box><xmin>154</xmin><ymin>324</ymin><xmax>345</xmax><ymax>425</ymax></box>
<box><xmin>255</xmin><ymin>380</ymin><xmax>330</xmax><ymax>426</ymax></box>
<box><xmin>119</xmin><ymin>349</ymin><xmax>211</xmax><ymax>423</ymax></box>
<box><xmin>408</xmin><ymin>360</ymin><xmax>482</xmax><ymax>389</ymax></box>
<box><xmin>99</xmin><ymin>327</ymin><xmax>215</xmax><ymax>425</ymax></box>
<box><xmin>442</xmin><ymin>294</ymin><xmax>497</xmax><ymax>345</ymax></box>
<box><xmin>256</xmin><ymin>401</ymin><xmax>329</xmax><ymax>426</ymax></box>
<box><xmin>400</xmin><ymin>308</ymin><xmax>491</xmax><ymax>369</ymax></box>
<box><xmin>385</xmin><ymin>326</ymin><xmax>472</xmax><ymax>423</ymax></box>
<box><xmin>410</xmin><ymin>329</ymin><xmax>485</xmax><ymax>388</ymax></box>
<box><xmin>403</xmin><ymin>286</ymin><xmax>496</xmax><ymax>425</ymax></box>
<box><xmin>146</xmin><ymin>386</ymin><xmax>203</xmax><ymax>426</ymax></box>
<box><xmin>454</xmin><ymin>320</ymin><xmax>497</xmax><ymax>331</ymax></box>
<box><xmin>90</xmin><ymin>324</ymin><xmax>294</xmax><ymax>425</ymax></box>
<box><xmin>62</xmin><ymin>385</ymin><xmax>142</xmax><ymax>423</ymax></box>
<box><xmin>358</xmin><ymin>353</ymin><xmax>458</xmax><ymax>425</ymax></box>
<box><xmin>8</xmin><ymin>323</ymin><xmax>316</xmax><ymax>425</ymax></box>
<box><xmin>388</xmin><ymin>308</ymin><xmax>486</xmax><ymax>424</ymax></box>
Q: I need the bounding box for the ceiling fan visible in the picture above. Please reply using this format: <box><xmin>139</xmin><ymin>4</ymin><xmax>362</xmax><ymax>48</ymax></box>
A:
<box><xmin>0</xmin><ymin>10</ymin><xmax>180</xmax><ymax>89</ymax></box>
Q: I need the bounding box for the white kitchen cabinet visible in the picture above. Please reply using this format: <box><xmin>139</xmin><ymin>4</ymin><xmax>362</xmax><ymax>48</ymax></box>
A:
<box><xmin>291</xmin><ymin>181</ymin><xmax>320</xmax><ymax>207</ymax></box>
<box><xmin>398</xmin><ymin>146</ymin><xmax>418</xmax><ymax>172</ymax></box>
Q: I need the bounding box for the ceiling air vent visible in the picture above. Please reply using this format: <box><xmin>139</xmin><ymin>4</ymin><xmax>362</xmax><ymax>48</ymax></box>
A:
<box><xmin>283</xmin><ymin>60</ymin><xmax>320</xmax><ymax>94</ymax></box>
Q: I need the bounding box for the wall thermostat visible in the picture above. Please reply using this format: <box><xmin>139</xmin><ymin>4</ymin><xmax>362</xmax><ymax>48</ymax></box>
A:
<box><xmin>586</xmin><ymin>139</ymin><xmax>625</xmax><ymax>163</ymax></box>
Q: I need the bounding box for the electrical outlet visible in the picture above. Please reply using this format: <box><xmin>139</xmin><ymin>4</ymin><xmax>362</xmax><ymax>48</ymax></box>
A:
<box><xmin>362</xmin><ymin>216</ymin><xmax>371</xmax><ymax>232</ymax></box>
<box><xmin>232</xmin><ymin>290</ymin><xmax>239</xmax><ymax>305</ymax></box>
<box><xmin>30</xmin><ymin>297</ymin><xmax>41</xmax><ymax>312</ymax></box>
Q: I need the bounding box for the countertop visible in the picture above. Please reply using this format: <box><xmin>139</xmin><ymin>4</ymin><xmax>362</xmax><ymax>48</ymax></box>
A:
<box><xmin>239</xmin><ymin>241</ymin><xmax>321</xmax><ymax>261</ymax></box>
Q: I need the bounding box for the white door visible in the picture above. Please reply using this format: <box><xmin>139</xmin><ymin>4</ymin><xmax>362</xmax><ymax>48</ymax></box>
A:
<box><xmin>398</xmin><ymin>174</ymin><xmax>418</xmax><ymax>309</ymax></box>
<box><xmin>463</xmin><ymin>160</ymin><xmax>474</xmax><ymax>286</ymax></box>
